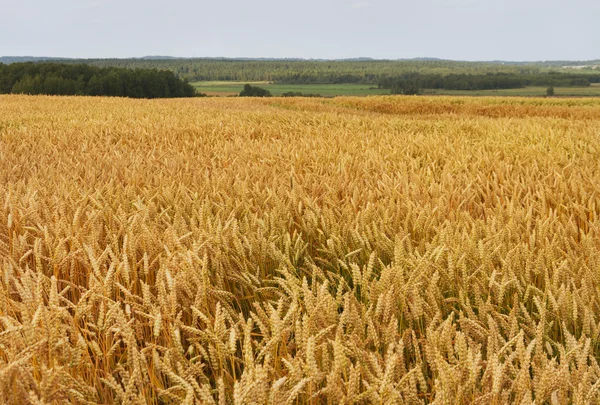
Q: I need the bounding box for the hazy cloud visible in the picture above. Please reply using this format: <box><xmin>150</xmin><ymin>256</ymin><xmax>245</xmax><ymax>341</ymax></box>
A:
<box><xmin>350</xmin><ymin>1</ymin><xmax>370</xmax><ymax>8</ymax></box>
<box><xmin>434</xmin><ymin>0</ymin><xmax>477</xmax><ymax>7</ymax></box>
<box><xmin>81</xmin><ymin>0</ymin><xmax>119</xmax><ymax>8</ymax></box>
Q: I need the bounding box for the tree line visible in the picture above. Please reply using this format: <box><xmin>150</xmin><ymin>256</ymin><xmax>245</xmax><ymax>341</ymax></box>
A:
<box><xmin>52</xmin><ymin>58</ymin><xmax>554</xmax><ymax>84</ymax></box>
<box><xmin>3</xmin><ymin>61</ymin><xmax>599</xmax><ymax>99</ymax></box>
<box><xmin>378</xmin><ymin>72</ymin><xmax>600</xmax><ymax>94</ymax></box>
<box><xmin>0</xmin><ymin>63</ymin><xmax>197</xmax><ymax>98</ymax></box>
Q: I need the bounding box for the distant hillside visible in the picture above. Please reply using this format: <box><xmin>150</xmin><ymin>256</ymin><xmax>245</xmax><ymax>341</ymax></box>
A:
<box><xmin>138</xmin><ymin>56</ymin><xmax>181</xmax><ymax>60</ymax></box>
<box><xmin>24</xmin><ymin>58</ymin><xmax>544</xmax><ymax>84</ymax></box>
<box><xmin>0</xmin><ymin>56</ymin><xmax>71</xmax><ymax>64</ymax></box>
<box><xmin>2</xmin><ymin>56</ymin><xmax>599</xmax><ymax>84</ymax></box>
<box><xmin>56</xmin><ymin>58</ymin><xmax>600</xmax><ymax>84</ymax></box>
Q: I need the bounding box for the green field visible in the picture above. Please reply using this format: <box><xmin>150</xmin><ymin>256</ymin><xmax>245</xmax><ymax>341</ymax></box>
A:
<box><xmin>193</xmin><ymin>81</ymin><xmax>600</xmax><ymax>97</ymax></box>
<box><xmin>191</xmin><ymin>81</ymin><xmax>389</xmax><ymax>96</ymax></box>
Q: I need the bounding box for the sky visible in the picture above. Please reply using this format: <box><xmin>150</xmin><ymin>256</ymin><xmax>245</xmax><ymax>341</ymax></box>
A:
<box><xmin>1</xmin><ymin>0</ymin><xmax>599</xmax><ymax>61</ymax></box>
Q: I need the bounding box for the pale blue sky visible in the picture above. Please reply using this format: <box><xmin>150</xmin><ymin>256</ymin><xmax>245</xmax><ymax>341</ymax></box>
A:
<box><xmin>1</xmin><ymin>0</ymin><xmax>598</xmax><ymax>61</ymax></box>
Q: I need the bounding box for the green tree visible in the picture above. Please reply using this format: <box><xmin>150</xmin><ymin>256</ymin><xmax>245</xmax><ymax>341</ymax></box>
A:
<box><xmin>239</xmin><ymin>84</ymin><xmax>271</xmax><ymax>97</ymax></box>
<box><xmin>104</xmin><ymin>71</ymin><xmax>123</xmax><ymax>96</ymax></box>
<box><xmin>87</xmin><ymin>75</ymin><xmax>104</xmax><ymax>96</ymax></box>
<box><xmin>0</xmin><ymin>62</ymin><xmax>196</xmax><ymax>98</ymax></box>
<box><xmin>546</xmin><ymin>86</ymin><xmax>555</xmax><ymax>96</ymax></box>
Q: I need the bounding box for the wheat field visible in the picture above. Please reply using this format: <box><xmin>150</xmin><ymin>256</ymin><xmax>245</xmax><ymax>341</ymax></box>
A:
<box><xmin>1</xmin><ymin>94</ymin><xmax>600</xmax><ymax>404</ymax></box>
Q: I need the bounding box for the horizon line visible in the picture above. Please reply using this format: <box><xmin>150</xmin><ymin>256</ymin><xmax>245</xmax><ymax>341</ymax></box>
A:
<box><xmin>2</xmin><ymin>56</ymin><xmax>600</xmax><ymax>64</ymax></box>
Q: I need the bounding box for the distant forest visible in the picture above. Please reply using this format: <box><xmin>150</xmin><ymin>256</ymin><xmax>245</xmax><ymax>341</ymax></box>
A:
<box><xmin>1</xmin><ymin>59</ymin><xmax>600</xmax><ymax>97</ymax></box>
<box><xmin>44</xmin><ymin>58</ymin><xmax>600</xmax><ymax>84</ymax></box>
<box><xmin>378</xmin><ymin>72</ymin><xmax>600</xmax><ymax>93</ymax></box>
<box><xmin>0</xmin><ymin>63</ymin><xmax>197</xmax><ymax>98</ymax></box>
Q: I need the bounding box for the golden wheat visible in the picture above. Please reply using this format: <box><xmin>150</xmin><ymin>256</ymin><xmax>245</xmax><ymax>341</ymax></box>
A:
<box><xmin>1</xmin><ymin>94</ymin><xmax>600</xmax><ymax>404</ymax></box>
